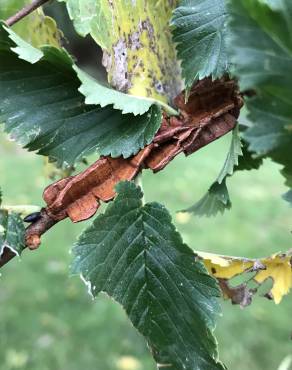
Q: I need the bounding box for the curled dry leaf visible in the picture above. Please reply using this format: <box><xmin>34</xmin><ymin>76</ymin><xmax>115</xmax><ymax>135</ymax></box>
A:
<box><xmin>43</xmin><ymin>148</ymin><xmax>153</xmax><ymax>222</ymax></box>
<box><xmin>198</xmin><ymin>250</ymin><xmax>292</xmax><ymax>305</ymax></box>
<box><xmin>23</xmin><ymin>77</ymin><xmax>242</xmax><ymax>249</ymax></box>
<box><xmin>217</xmin><ymin>279</ymin><xmax>257</xmax><ymax>308</ymax></box>
<box><xmin>43</xmin><ymin>77</ymin><xmax>242</xmax><ymax>221</ymax></box>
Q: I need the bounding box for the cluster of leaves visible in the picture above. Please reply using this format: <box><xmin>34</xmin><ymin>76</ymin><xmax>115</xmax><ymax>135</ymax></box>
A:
<box><xmin>230</xmin><ymin>0</ymin><xmax>292</xmax><ymax>198</ymax></box>
<box><xmin>175</xmin><ymin>0</ymin><xmax>292</xmax><ymax>217</ymax></box>
<box><xmin>1</xmin><ymin>0</ymin><xmax>292</xmax><ymax>369</ymax></box>
<box><xmin>0</xmin><ymin>24</ymin><xmax>165</xmax><ymax>166</ymax></box>
<box><xmin>0</xmin><ymin>1</ymin><xmax>226</xmax><ymax>368</ymax></box>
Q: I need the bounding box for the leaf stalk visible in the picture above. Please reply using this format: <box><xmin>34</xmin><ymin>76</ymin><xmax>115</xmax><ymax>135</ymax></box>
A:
<box><xmin>5</xmin><ymin>0</ymin><xmax>52</xmax><ymax>27</ymax></box>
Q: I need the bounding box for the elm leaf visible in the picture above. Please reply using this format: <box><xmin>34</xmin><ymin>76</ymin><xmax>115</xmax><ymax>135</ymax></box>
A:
<box><xmin>0</xmin><ymin>24</ymin><xmax>162</xmax><ymax>165</ymax></box>
<box><xmin>72</xmin><ymin>181</ymin><xmax>224</xmax><ymax>370</ymax></box>
<box><xmin>171</xmin><ymin>0</ymin><xmax>229</xmax><ymax>90</ymax></box>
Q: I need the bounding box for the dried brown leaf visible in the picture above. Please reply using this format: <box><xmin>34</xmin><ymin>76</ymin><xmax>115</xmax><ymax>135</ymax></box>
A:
<box><xmin>23</xmin><ymin>77</ymin><xmax>242</xmax><ymax>250</ymax></box>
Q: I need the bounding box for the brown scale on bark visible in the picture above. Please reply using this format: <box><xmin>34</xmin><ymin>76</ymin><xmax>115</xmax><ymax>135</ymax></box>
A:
<box><xmin>0</xmin><ymin>77</ymin><xmax>243</xmax><ymax>265</ymax></box>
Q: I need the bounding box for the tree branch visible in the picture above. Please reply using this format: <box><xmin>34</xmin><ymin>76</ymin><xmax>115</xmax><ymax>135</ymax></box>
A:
<box><xmin>0</xmin><ymin>77</ymin><xmax>243</xmax><ymax>270</ymax></box>
<box><xmin>0</xmin><ymin>208</ymin><xmax>57</xmax><ymax>268</ymax></box>
<box><xmin>5</xmin><ymin>0</ymin><xmax>51</xmax><ymax>27</ymax></box>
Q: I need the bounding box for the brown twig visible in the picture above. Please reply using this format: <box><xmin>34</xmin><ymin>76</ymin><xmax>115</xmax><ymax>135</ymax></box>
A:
<box><xmin>5</xmin><ymin>0</ymin><xmax>51</xmax><ymax>27</ymax></box>
<box><xmin>0</xmin><ymin>77</ymin><xmax>243</xmax><ymax>269</ymax></box>
<box><xmin>0</xmin><ymin>209</ymin><xmax>57</xmax><ymax>268</ymax></box>
<box><xmin>25</xmin><ymin>208</ymin><xmax>57</xmax><ymax>249</ymax></box>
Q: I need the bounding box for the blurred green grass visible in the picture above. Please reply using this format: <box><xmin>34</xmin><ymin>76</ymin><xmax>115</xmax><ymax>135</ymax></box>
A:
<box><xmin>1</xmin><ymin>132</ymin><xmax>292</xmax><ymax>370</ymax></box>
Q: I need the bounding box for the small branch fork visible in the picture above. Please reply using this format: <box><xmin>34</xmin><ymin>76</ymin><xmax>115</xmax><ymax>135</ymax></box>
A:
<box><xmin>5</xmin><ymin>0</ymin><xmax>51</xmax><ymax>27</ymax></box>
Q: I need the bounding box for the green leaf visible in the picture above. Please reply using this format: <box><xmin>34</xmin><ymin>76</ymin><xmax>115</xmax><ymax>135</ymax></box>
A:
<box><xmin>235</xmin><ymin>140</ymin><xmax>264</xmax><ymax>172</ymax></box>
<box><xmin>60</xmin><ymin>0</ymin><xmax>182</xmax><ymax>106</ymax></box>
<box><xmin>184</xmin><ymin>125</ymin><xmax>265</xmax><ymax>217</ymax></box>
<box><xmin>185</xmin><ymin>180</ymin><xmax>231</xmax><ymax>217</ymax></box>
<box><xmin>1</xmin><ymin>0</ymin><xmax>62</xmax><ymax>48</ymax></box>
<box><xmin>282</xmin><ymin>190</ymin><xmax>292</xmax><ymax>205</ymax></box>
<box><xmin>0</xmin><ymin>210</ymin><xmax>25</xmax><ymax>258</ymax></box>
<box><xmin>184</xmin><ymin>127</ymin><xmax>241</xmax><ymax>217</ymax></box>
<box><xmin>217</xmin><ymin>126</ymin><xmax>242</xmax><ymax>184</ymax></box>
<box><xmin>228</xmin><ymin>0</ymin><xmax>292</xmax><ymax>187</ymax></box>
<box><xmin>72</xmin><ymin>181</ymin><xmax>224</xmax><ymax>370</ymax></box>
<box><xmin>1</xmin><ymin>22</ymin><xmax>168</xmax><ymax>116</ymax></box>
<box><xmin>0</xmin><ymin>24</ymin><xmax>162</xmax><ymax>165</ymax></box>
<box><xmin>229</xmin><ymin>0</ymin><xmax>292</xmax><ymax>91</ymax></box>
<box><xmin>171</xmin><ymin>0</ymin><xmax>229</xmax><ymax>90</ymax></box>
<box><xmin>6</xmin><ymin>25</ymin><xmax>43</xmax><ymax>62</ymax></box>
<box><xmin>74</xmin><ymin>66</ymin><xmax>176</xmax><ymax>116</ymax></box>
<box><xmin>94</xmin><ymin>105</ymin><xmax>162</xmax><ymax>158</ymax></box>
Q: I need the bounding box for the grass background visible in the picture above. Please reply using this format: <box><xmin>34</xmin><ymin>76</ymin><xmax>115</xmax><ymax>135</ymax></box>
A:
<box><xmin>1</xmin><ymin>132</ymin><xmax>292</xmax><ymax>370</ymax></box>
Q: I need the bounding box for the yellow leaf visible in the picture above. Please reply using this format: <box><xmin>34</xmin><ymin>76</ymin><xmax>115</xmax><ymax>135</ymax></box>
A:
<box><xmin>1</xmin><ymin>0</ymin><xmax>62</xmax><ymax>48</ymax></box>
<box><xmin>255</xmin><ymin>254</ymin><xmax>292</xmax><ymax>304</ymax></box>
<box><xmin>68</xmin><ymin>0</ymin><xmax>182</xmax><ymax>104</ymax></box>
<box><xmin>198</xmin><ymin>252</ymin><xmax>253</xmax><ymax>279</ymax></box>
<box><xmin>197</xmin><ymin>250</ymin><xmax>292</xmax><ymax>304</ymax></box>
<box><xmin>22</xmin><ymin>9</ymin><xmax>62</xmax><ymax>48</ymax></box>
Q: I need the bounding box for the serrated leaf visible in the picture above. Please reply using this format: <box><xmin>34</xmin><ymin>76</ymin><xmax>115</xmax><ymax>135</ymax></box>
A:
<box><xmin>235</xmin><ymin>140</ymin><xmax>264</xmax><ymax>172</ymax></box>
<box><xmin>72</xmin><ymin>181</ymin><xmax>224</xmax><ymax>370</ymax></box>
<box><xmin>184</xmin><ymin>124</ymin><xmax>264</xmax><ymax>217</ymax></box>
<box><xmin>185</xmin><ymin>125</ymin><xmax>265</xmax><ymax>218</ymax></box>
<box><xmin>61</xmin><ymin>0</ymin><xmax>182</xmax><ymax>105</ymax></box>
<box><xmin>229</xmin><ymin>0</ymin><xmax>292</xmax><ymax>92</ymax></box>
<box><xmin>199</xmin><ymin>250</ymin><xmax>292</xmax><ymax>305</ymax></box>
<box><xmin>0</xmin><ymin>210</ymin><xmax>25</xmax><ymax>258</ymax></box>
<box><xmin>171</xmin><ymin>0</ymin><xmax>229</xmax><ymax>90</ymax></box>
<box><xmin>6</xmin><ymin>25</ymin><xmax>43</xmax><ymax>62</ymax></box>
<box><xmin>74</xmin><ymin>66</ymin><xmax>176</xmax><ymax>116</ymax></box>
<box><xmin>0</xmin><ymin>24</ymin><xmax>162</xmax><ymax>165</ymax></box>
<box><xmin>228</xmin><ymin>0</ymin><xmax>292</xmax><ymax>188</ymax></box>
<box><xmin>94</xmin><ymin>104</ymin><xmax>162</xmax><ymax>158</ymax></box>
<box><xmin>1</xmin><ymin>21</ymin><xmax>168</xmax><ymax>116</ymax></box>
<box><xmin>185</xmin><ymin>126</ymin><xmax>243</xmax><ymax>217</ymax></box>
<box><xmin>185</xmin><ymin>180</ymin><xmax>231</xmax><ymax>217</ymax></box>
<box><xmin>217</xmin><ymin>126</ymin><xmax>242</xmax><ymax>184</ymax></box>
